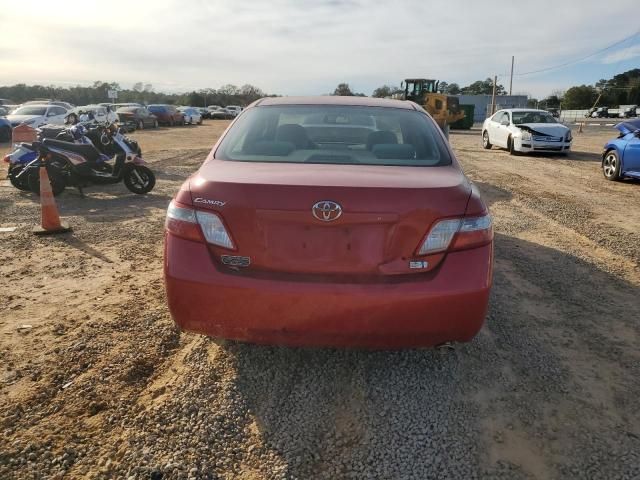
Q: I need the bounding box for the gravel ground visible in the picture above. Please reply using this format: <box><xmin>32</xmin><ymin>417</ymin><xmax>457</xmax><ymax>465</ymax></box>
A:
<box><xmin>1</xmin><ymin>123</ymin><xmax>639</xmax><ymax>479</ymax></box>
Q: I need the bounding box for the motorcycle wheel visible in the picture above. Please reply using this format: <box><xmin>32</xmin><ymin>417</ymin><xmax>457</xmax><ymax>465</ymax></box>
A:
<box><xmin>0</xmin><ymin>126</ymin><xmax>11</xmax><ymax>142</ymax></box>
<box><xmin>27</xmin><ymin>165</ymin><xmax>66</xmax><ymax>197</ymax></box>
<box><xmin>8</xmin><ymin>166</ymin><xmax>31</xmax><ymax>191</ymax></box>
<box><xmin>123</xmin><ymin>166</ymin><xmax>155</xmax><ymax>194</ymax></box>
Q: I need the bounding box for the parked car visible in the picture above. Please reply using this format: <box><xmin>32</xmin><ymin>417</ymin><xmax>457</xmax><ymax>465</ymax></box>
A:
<box><xmin>198</xmin><ymin>107</ymin><xmax>210</xmax><ymax>119</ymax></box>
<box><xmin>111</xmin><ymin>103</ymin><xmax>143</xmax><ymax>110</ymax></box>
<box><xmin>0</xmin><ymin>117</ymin><xmax>11</xmax><ymax>142</ymax></box>
<box><xmin>179</xmin><ymin>107</ymin><xmax>203</xmax><ymax>125</ymax></box>
<box><xmin>6</xmin><ymin>104</ymin><xmax>69</xmax><ymax>129</ymax></box>
<box><xmin>22</xmin><ymin>99</ymin><xmax>75</xmax><ymax>110</ymax></box>
<box><xmin>224</xmin><ymin>105</ymin><xmax>243</xmax><ymax>117</ymax></box>
<box><xmin>147</xmin><ymin>104</ymin><xmax>184</xmax><ymax>126</ymax></box>
<box><xmin>68</xmin><ymin>105</ymin><xmax>119</xmax><ymax>124</ymax></box>
<box><xmin>620</xmin><ymin>105</ymin><xmax>638</xmax><ymax>118</ymax></box>
<box><xmin>602</xmin><ymin>118</ymin><xmax>640</xmax><ymax>181</ymax></box>
<box><xmin>164</xmin><ymin>96</ymin><xmax>494</xmax><ymax>348</ymax></box>
<box><xmin>482</xmin><ymin>109</ymin><xmax>572</xmax><ymax>155</ymax></box>
<box><xmin>207</xmin><ymin>105</ymin><xmax>233</xmax><ymax>120</ymax></box>
<box><xmin>586</xmin><ymin>107</ymin><xmax>611</xmax><ymax>118</ymax></box>
<box><xmin>116</xmin><ymin>106</ymin><xmax>159</xmax><ymax>130</ymax></box>
<box><xmin>0</xmin><ymin>98</ymin><xmax>16</xmax><ymax>106</ymax></box>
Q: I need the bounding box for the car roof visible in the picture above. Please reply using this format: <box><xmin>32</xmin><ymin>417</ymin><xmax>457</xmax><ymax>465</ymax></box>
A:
<box><xmin>254</xmin><ymin>96</ymin><xmax>417</xmax><ymax>110</ymax></box>
<box><xmin>15</xmin><ymin>104</ymin><xmax>51</xmax><ymax>108</ymax></box>
<box><xmin>500</xmin><ymin>108</ymin><xmax>548</xmax><ymax>113</ymax></box>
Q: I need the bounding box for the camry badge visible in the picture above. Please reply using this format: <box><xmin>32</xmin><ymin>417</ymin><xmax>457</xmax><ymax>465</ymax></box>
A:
<box><xmin>312</xmin><ymin>201</ymin><xmax>342</xmax><ymax>222</ymax></box>
<box><xmin>194</xmin><ymin>197</ymin><xmax>226</xmax><ymax>207</ymax></box>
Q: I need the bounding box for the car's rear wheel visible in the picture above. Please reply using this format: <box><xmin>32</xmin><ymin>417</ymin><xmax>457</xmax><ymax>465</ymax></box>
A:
<box><xmin>482</xmin><ymin>131</ymin><xmax>492</xmax><ymax>149</ymax></box>
<box><xmin>602</xmin><ymin>150</ymin><xmax>621</xmax><ymax>181</ymax></box>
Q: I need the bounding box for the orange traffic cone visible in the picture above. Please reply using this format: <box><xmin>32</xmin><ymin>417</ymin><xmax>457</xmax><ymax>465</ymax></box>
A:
<box><xmin>33</xmin><ymin>163</ymin><xmax>71</xmax><ymax>235</ymax></box>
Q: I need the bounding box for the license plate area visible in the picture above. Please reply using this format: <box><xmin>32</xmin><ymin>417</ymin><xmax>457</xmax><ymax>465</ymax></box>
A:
<box><xmin>262</xmin><ymin>223</ymin><xmax>386</xmax><ymax>274</ymax></box>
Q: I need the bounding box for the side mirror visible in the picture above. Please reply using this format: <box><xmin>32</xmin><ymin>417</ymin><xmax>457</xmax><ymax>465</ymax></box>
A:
<box><xmin>47</xmin><ymin>111</ymin><xmax>56</xmax><ymax>117</ymax></box>
<box><xmin>501</xmin><ymin>120</ymin><xmax>510</xmax><ymax>126</ymax></box>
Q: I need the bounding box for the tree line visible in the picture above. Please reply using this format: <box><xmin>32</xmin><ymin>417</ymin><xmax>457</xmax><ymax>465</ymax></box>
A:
<box><xmin>534</xmin><ymin>69</ymin><xmax>640</xmax><ymax>110</ymax></box>
<box><xmin>2</xmin><ymin>69</ymin><xmax>638</xmax><ymax>110</ymax></box>
<box><xmin>0</xmin><ymin>81</ymin><xmax>272</xmax><ymax>108</ymax></box>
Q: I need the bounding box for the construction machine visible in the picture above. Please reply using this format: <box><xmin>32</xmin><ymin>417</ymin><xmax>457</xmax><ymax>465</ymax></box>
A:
<box><xmin>400</xmin><ymin>79</ymin><xmax>465</xmax><ymax>133</ymax></box>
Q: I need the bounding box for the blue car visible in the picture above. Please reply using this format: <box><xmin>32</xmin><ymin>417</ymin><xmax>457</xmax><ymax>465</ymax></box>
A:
<box><xmin>0</xmin><ymin>116</ymin><xmax>11</xmax><ymax>142</ymax></box>
<box><xmin>602</xmin><ymin>119</ymin><xmax>640</xmax><ymax>181</ymax></box>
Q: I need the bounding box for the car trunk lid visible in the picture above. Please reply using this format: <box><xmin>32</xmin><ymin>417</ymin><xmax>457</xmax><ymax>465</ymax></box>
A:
<box><xmin>190</xmin><ymin>160</ymin><xmax>471</xmax><ymax>277</ymax></box>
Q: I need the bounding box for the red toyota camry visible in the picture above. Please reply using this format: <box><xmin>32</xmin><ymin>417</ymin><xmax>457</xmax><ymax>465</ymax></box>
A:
<box><xmin>164</xmin><ymin>96</ymin><xmax>493</xmax><ymax>348</ymax></box>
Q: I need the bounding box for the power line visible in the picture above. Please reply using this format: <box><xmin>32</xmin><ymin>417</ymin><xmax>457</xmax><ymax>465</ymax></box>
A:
<box><xmin>499</xmin><ymin>29</ymin><xmax>640</xmax><ymax>78</ymax></box>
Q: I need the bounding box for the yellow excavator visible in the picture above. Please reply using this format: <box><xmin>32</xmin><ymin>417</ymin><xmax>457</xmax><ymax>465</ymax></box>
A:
<box><xmin>400</xmin><ymin>79</ymin><xmax>465</xmax><ymax>133</ymax></box>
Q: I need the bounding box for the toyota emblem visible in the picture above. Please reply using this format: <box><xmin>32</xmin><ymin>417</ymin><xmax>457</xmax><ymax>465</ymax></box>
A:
<box><xmin>312</xmin><ymin>201</ymin><xmax>342</xmax><ymax>222</ymax></box>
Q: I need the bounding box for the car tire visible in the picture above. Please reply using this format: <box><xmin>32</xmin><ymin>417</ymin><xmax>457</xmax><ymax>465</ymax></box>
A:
<box><xmin>0</xmin><ymin>126</ymin><xmax>11</xmax><ymax>143</ymax></box>
<box><xmin>602</xmin><ymin>150</ymin><xmax>621</xmax><ymax>181</ymax></box>
<box><xmin>508</xmin><ymin>136</ymin><xmax>519</xmax><ymax>156</ymax></box>
<box><xmin>482</xmin><ymin>131</ymin><xmax>492</xmax><ymax>149</ymax></box>
<box><xmin>138</xmin><ymin>120</ymin><xmax>144</xmax><ymax>130</ymax></box>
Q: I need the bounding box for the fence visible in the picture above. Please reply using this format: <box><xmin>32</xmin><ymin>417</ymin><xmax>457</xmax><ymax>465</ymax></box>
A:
<box><xmin>559</xmin><ymin>110</ymin><xmax>590</xmax><ymax>123</ymax></box>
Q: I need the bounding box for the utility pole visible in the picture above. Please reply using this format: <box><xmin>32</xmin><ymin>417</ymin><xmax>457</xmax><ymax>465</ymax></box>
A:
<box><xmin>491</xmin><ymin>75</ymin><xmax>497</xmax><ymax>115</ymax></box>
<box><xmin>509</xmin><ymin>56</ymin><xmax>514</xmax><ymax>96</ymax></box>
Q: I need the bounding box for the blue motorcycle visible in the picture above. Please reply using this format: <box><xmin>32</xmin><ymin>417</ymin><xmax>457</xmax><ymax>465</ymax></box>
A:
<box><xmin>5</xmin><ymin>124</ymin><xmax>113</xmax><ymax>191</ymax></box>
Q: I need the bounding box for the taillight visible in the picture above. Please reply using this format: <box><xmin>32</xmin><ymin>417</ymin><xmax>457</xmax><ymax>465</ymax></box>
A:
<box><xmin>417</xmin><ymin>214</ymin><xmax>492</xmax><ymax>255</ymax></box>
<box><xmin>195</xmin><ymin>210</ymin><xmax>235</xmax><ymax>249</ymax></box>
<box><xmin>165</xmin><ymin>200</ymin><xmax>235</xmax><ymax>249</ymax></box>
<box><xmin>2</xmin><ymin>155</ymin><xmax>10</xmax><ymax>164</ymax></box>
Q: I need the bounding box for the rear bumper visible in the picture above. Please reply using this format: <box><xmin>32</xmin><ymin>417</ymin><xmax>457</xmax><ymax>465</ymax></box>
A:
<box><xmin>164</xmin><ymin>234</ymin><xmax>493</xmax><ymax>349</ymax></box>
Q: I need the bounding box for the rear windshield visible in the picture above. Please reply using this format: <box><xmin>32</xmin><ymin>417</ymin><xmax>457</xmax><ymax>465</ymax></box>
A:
<box><xmin>148</xmin><ymin>106</ymin><xmax>165</xmax><ymax>112</ymax></box>
<box><xmin>215</xmin><ymin>105</ymin><xmax>451</xmax><ymax>166</ymax></box>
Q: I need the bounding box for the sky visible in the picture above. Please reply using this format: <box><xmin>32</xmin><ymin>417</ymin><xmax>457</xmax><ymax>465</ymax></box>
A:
<box><xmin>1</xmin><ymin>0</ymin><xmax>639</xmax><ymax>99</ymax></box>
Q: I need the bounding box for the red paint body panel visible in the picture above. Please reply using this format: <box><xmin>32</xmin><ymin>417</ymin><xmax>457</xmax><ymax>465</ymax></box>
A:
<box><xmin>164</xmin><ymin>234</ymin><xmax>493</xmax><ymax>348</ymax></box>
<box><xmin>164</xmin><ymin>97</ymin><xmax>494</xmax><ymax>348</ymax></box>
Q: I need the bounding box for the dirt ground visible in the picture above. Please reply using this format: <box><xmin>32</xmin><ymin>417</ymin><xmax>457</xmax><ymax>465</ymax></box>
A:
<box><xmin>1</xmin><ymin>122</ymin><xmax>639</xmax><ymax>479</ymax></box>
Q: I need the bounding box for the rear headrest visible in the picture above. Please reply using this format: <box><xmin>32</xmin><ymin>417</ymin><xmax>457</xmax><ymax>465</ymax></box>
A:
<box><xmin>275</xmin><ymin>124</ymin><xmax>313</xmax><ymax>149</ymax></box>
<box><xmin>244</xmin><ymin>140</ymin><xmax>294</xmax><ymax>156</ymax></box>
<box><xmin>366</xmin><ymin>130</ymin><xmax>398</xmax><ymax>150</ymax></box>
<box><xmin>371</xmin><ymin>144</ymin><xmax>416</xmax><ymax>160</ymax></box>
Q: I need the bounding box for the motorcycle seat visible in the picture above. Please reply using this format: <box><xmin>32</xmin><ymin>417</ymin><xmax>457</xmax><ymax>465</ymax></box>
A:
<box><xmin>42</xmin><ymin>138</ymin><xmax>101</xmax><ymax>164</ymax></box>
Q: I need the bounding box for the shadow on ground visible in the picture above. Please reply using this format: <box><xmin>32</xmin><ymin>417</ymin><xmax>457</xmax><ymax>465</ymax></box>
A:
<box><xmin>218</xmin><ymin>233</ymin><xmax>640</xmax><ymax>479</ymax></box>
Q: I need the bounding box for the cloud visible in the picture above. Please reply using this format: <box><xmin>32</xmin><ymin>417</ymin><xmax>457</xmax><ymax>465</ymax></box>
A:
<box><xmin>1</xmin><ymin>0</ymin><xmax>639</xmax><ymax>98</ymax></box>
<box><xmin>601</xmin><ymin>44</ymin><xmax>640</xmax><ymax>64</ymax></box>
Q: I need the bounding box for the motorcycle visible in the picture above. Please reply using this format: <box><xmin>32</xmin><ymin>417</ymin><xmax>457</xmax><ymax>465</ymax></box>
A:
<box><xmin>15</xmin><ymin>123</ymin><xmax>155</xmax><ymax>196</ymax></box>
<box><xmin>4</xmin><ymin>123</ymin><xmax>122</xmax><ymax>191</ymax></box>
